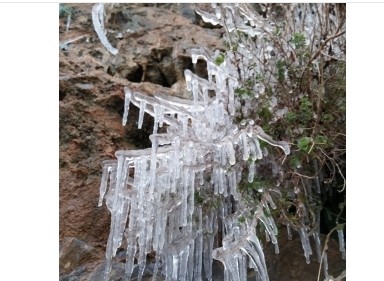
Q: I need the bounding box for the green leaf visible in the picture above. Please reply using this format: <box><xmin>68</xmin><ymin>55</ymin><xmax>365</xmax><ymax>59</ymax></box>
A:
<box><xmin>258</xmin><ymin>107</ymin><xmax>273</xmax><ymax>123</ymax></box>
<box><xmin>321</xmin><ymin>113</ymin><xmax>334</xmax><ymax>123</ymax></box>
<box><xmin>214</xmin><ymin>53</ymin><xmax>225</xmax><ymax>66</ymax></box>
<box><xmin>238</xmin><ymin>215</ymin><xmax>245</xmax><ymax>223</ymax></box>
<box><xmin>289</xmin><ymin>155</ymin><xmax>302</xmax><ymax>168</ymax></box>
<box><xmin>297</xmin><ymin>136</ymin><xmax>312</xmax><ymax>152</ymax></box>
<box><xmin>314</xmin><ymin>135</ymin><xmax>328</xmax><ymax>144</ymax></box>
<box><xmin>286</xmin><ymin>111</ymin><xmax>297</xmax><ymax>122</ymax></box>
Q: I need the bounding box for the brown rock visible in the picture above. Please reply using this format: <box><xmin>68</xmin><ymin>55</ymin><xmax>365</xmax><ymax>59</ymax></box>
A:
<box><xmin>263</xmin><ymin>227</ymin><xmax>346</xmax><ymax>281</ymax></box>
<box><xmin>59</xmin><ymin>2</ymin><xmax>224</xmax><ymax>259</ymax></box>
<box><xmin>59</xmin><ymin>237</ymin><xmax>101</xmax><ymax>275</ymax></box>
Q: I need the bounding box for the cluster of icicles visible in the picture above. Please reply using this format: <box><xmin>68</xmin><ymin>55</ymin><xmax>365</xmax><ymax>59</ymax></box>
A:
<box><xmin>97</xmin><ymin>4</ymin><xmax>344</xmax><ymax>281</ymax></box>
<box><xmin>98</xmin><ymin>50</ymin><xmax>289</xmax><ymax>280</ymax></box>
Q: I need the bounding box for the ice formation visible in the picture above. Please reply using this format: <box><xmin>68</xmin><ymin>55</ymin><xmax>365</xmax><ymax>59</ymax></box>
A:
<box><xmin>98</xmin><ymin>63</ymin><xmax>287</xmax><ymax>280</ymax></box>
<box><xmin>92</xmin><ymin>4</ymin><xmax>118</xmax><ymax>55</ymax></box>
<box><xmin>98</xmin><ymin>4</ymin><xmax>345</xmax><ymax>281</ymax></box>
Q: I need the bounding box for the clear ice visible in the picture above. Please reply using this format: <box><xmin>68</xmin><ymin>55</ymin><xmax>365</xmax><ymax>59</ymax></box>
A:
<box><xmin>98</xmin><ymin>42</ymin><xmax>288</xmax><ymax>279</ymax></box>
<box><xmin>97</xmin><ymin>3</ymin><xmax>344</xmax><ymax>281</ymax></box>
<box><xmin>91</xmin><ymin>4</ymin><xmax>118</xmax><ymax>55</ymax></box>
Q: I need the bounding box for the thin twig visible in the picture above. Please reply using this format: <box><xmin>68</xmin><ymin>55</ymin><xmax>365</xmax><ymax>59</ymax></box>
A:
<box><xmin>66</xmin><ymin>14</ymin><xmax>71</xmax><ymax>32</ymax></box>
<box><xmin>317</xmin><ymin>199</ymin><xmax>345</xmax><ymax>281</ymax></box>
<box><xmin>318</xmin><ymin>147</ymin><xmax>346</xmax><ymax>192</ymax></box>
<box><xmin>317</xmin><ymin>223</ymin><xmax>345</xmax><ymax>281</ymax></box>
<box><xmin>299</xmin><ymin>29</ymin><xmax>345</xmax><ymax>85</ymax></box>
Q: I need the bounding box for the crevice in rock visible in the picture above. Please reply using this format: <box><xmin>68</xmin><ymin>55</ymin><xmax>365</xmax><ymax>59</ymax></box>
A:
<box><xmin>126</xmin><ymin>64</ymin><xmax>143</xmax><ymax>83</ymax></box>
<box><xmin>194</xmin><ymin>59</ymin><xmax>208</xmax><ymax>79</ymax></box>
<box><xmin>60</xmin><ymin>90</ymin><xmax>67</xmax><ymax>101</ymax></box>
<box><xmin>123</xmin><ymin>106</ymin><xmax>154</xmax><ymax>149</ymax></box>
<box><xmin>143</xmin><ymin>64</ymin><xmax>176</xmax><ymax>88</ymax></box>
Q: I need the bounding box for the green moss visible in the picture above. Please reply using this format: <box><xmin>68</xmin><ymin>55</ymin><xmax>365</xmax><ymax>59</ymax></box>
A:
<box><xmin>214</xmin><ymin>53</ymin><xmax>225</xmax><ymax>66</ymax></box>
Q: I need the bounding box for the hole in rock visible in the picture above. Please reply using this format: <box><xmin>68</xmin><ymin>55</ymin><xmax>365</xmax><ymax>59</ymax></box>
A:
<box><xmin>126</xmin><ymin>64</ymin><xmax>144</xmax><ymax>83</ymax></box>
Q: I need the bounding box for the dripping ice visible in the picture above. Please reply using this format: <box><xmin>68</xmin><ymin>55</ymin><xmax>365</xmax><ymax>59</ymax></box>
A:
<box><xmin>92</xmin><ymin>4</ymin><xmax>349</xmax><ymax>281</ymax></box>
<box><xmin>98</xmin><ymin>55</ymin><xmax>289</xmax><ymax>280</ymax></box>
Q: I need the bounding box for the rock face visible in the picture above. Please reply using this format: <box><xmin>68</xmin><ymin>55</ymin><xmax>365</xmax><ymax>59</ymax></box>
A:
<box><xmin>59</xmin><ymin>237</ymin><xmax>102</xmax><ymax>276</ymax></box>
<box><xmin>59</xmin><ymin>3</ymin><xmax>345</xmax><ymax>280</ymax></box>
<box><xmin>59</xmin><ymin>3</ymin><xmax>224</xmax><ymax>247</ymax></box>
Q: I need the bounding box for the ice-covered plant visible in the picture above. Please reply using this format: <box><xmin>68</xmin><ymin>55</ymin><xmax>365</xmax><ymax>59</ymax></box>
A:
<box><xmin>98</xmin><ymin>3</ymin><xmax>346</xmax><ymax>281</ymax></box>
<box><xmin>92</xmin><ymin>3</ymin><xmax>118</xmax><ymax>55</ymax></box>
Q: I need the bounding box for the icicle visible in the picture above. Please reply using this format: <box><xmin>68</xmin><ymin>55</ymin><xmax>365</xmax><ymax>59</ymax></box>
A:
<box><xmin>249</xmin><ymin>137</ymin><xmax>257</xmax><ymax>161</ymax></box>
<box><xmin>259</xmin><ymin>211</ymin><xmax>278</xmax><ymax>245</ymax></box>
<box><xmin>238</xmin><ymin>253</ymin><xmax>247</xmax><ymax>281</ymax></box>
<box><xmin>253</xmin><ymin>137</ymin><xmax>263</xmax><ymax>160</ymax></box>
<box><xmin>265</xmin><ymin>229</ymin><xmax>270</xmax><ymax>242</ymax></box>
<box><xmin>274</xmin><ymin>243</ymin><xmax>279</xmax><ymax>254</ymax></box>
<box><xmin>287</xmin><ymin>224</ymin><xmax>293</xmax><ymax>240</ymax></box>
<box><xmin>244</xmin><ymin>230</ymin><xmax>269</xmax><ymax>281</ymax></box>
<box><xmin>138</xmin><ymin>99</ymin><xmax>146</xmax><ymax>129</ymax></box>
<box><xmin>265</xmin><ymin>193</ymin><xmax>276</xmax><ymax>209</ymax></box>
<box><xmin>228</xmin><ymin>79</ymin><xmax>236</xmax><ymax>116</ymax></box>
<box><xmin>122</xmin><ymin>87</ymin><xmax>132</xmax><ymax>126</ymax></box>
<box><xmin>194</xmin><ymin>207</ymin><xmax>203</xmax><ymax>281</ymax></box>
<box><xmin>153</xmin><ymin>104</ymin><xmax>161</xmax><ymax>130</ymax></box>
<box><xmin>240</xmin><ymin>131</ymin><xmax>250</xmax><ymax>161</ymax></box>
<box><xmin>313</xmin><ymin>231</ymin><xmax>322</xmax><ymax>262</ymax></box>
<box><xmin>248</xmin><ymin>160</ymin><xmax>255</xmax><ymax>183</ymax></box>
<box><xmin>152</xmin><ymin>252</ymin><xmax>161</xmax><ymax>281</ymax></box>
<box><xmin>137</xmin><ymin>223</ymin><xmax>149</xmax><ymax>278</ymax></box>
<box><xmin>203</xmin><ymin>209</ymin><xmax>217</xmax><ymax>280</ymax></box>
<box><xmin>181</xmin><ymin>167</ymin><xmax>189</xmax><ymax>226</ymax></box>
<box><xmin>98</xmin><ymin>160</ymin><xmax>116</xmax><ymax>207</ymax></box>
<box><xmin>322</xmin><ymin>252</ymin><xmax>329</xmax><ymax>279</ymax></box>
<box><xmin>228</xmin><ymin>169</ymin><xmax>239</xmax><ymax>200</ymax></box>
<box><xmin>194</xmin><ymin>7</ymin><xmax>220</xmax><ymax>26</ymax></box>
<box><xmin>187</xmin><ymin>237</ymin><xmax>195</xmax><ymax>281</ymax></box>
<box><xmin>179</xmin><ymin>245</ymin><xmax>190</xmax><ymax>280</ymax></box>
<box><xmin>158</xmin><ymin>105</ymin><xmax>165</xmax><ymax>127</ymax></box>
<box><xmin>224</xmin><ymin>140</ymin><xmax>236</xmax><ymax>165</ymax></box>
<box><xmin>91</xmin><ymin>4</ymin><xmax>118</xmax><ymax>55</ymax></box>
<box><xmin>337</xmin><ymin>228</ymin><xmax>346</xmax><ymax>259</ymax></box>
<box><xmin>299</xmin><ymin>227</ymin><xmax>313</xmax><ymax>264</ymax></box>
<box><xmin>172</xmin><ymin>252</ymin><xmax>180</xmax><ymax>280</ymax></box>
<box><xmin>124</xmin><ymin>202</ymin><xmax>138</xmax><ymax>279</ymax></box>
<box><xmin>218</xmin><ymin>167</ymin><xmax>225</xmax><ymax>194</ymax></box>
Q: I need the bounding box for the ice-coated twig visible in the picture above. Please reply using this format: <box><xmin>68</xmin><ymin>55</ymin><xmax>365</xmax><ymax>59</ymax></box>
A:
<box><xmin>92</xmin><ymin>4</ymin><xmax>118</xmax><ymax>55</ymax></box>
<box><xmin>66</xmin><ymin>14</ymin><xmax>71</xmax><ymax>32</ymax></box>
<box><xmin>254</xmin><ymin>125</ymin><xmax>291</xmax><ymax>155</ymax></box>
<box><xmin>122</xmin><ymin>87</ymin><xmax>132</xmax><ymax>126</ymax></box>
<box><xmin>59</xmin><ymin>35</ymin><xmax>88</xmax><ymax>51</ymax></box>
<box><xmin>337</xmin><ymin>229</ymin><xmax>346</xmax><ymax>259</ymax></box>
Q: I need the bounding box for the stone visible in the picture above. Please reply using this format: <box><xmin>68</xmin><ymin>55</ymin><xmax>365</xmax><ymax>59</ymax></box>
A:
<box><xmin>59</xmin><ymin>237</ymin><xmax>101</xmax><ymax>275</ymax></box>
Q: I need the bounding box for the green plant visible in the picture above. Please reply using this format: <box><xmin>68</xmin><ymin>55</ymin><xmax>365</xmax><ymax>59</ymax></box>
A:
<box><xmin>59</xmin><ymin>4</ymin><xmax>73</xmax><ymax>18</ymax></box>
